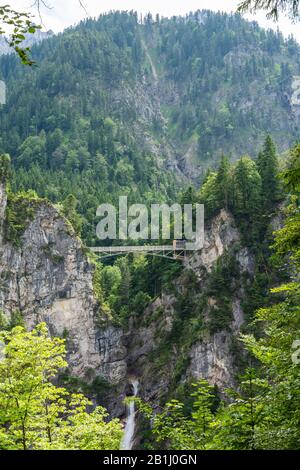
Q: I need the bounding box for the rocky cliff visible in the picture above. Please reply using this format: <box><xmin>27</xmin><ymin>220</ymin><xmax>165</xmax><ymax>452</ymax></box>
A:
<box><xmin>0</xmin><ymin>181</ymin><xmax>255</xmax><ymax>416</ymax></box>
<box><xmin>126</xmin><ymin>210</ymin><xmax>255</xmax><ymax>408</ymax></box>
<box><xmin>0</xmin><ymin>180</ymin><xmax>127</xmax><ymax>414</ymax></box>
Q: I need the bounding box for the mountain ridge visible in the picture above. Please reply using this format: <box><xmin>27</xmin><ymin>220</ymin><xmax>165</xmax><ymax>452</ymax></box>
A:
<box><xmin>0</xmin><ymin>10</ymin><xmax>299</xmax><ymax>242</ymax></box>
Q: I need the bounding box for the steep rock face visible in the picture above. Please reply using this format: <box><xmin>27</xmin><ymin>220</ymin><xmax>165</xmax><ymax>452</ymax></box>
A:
<box><xmin>127</xmin><ymin>210</ymin><xmax>255</xmax><ymax>406</ymax></box>
<box><xmin>187</xmin><ymin>332</ymin><xmax>234</xmax><ymax>389</ymax></box>
<box><xmin>0</xmin><ymin>182</ymin><xmax>7</xmax><ymax>246</ymax></box>
<box><xmin>0</xmin><ymin>183</ymin><xmax>127</xmax><ymax>413</ymax></box>
<box><xmin>0</xmin><ymin>183</ymin><xmax>255</xmax><ymax>416</ymax></box>
<box><xmin>185</xmin><ymin>209</ymin><xmax>240</xmax><ymax>275</ymax></box>
<box><xmin>126</xmin><ymin>293</ymin><xmax>177</xmax><ymax>404</ymax></box>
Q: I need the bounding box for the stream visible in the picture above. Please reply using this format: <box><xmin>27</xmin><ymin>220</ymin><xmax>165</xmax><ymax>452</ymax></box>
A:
<box><xmin>120</xmin><ymin>379</ymin><xmax>139</xmax><ymax>450</ymax></box>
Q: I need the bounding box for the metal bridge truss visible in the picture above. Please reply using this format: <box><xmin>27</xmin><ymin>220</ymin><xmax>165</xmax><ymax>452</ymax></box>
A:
<box><xmin>89</xmin><ymin>245</ymin><xmax>186</xmax><ymax>261</ymax></box>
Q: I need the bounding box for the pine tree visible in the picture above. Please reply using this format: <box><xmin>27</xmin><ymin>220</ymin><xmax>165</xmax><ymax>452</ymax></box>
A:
<box><xmin>257</xmin><ymin>135</ymin><xmax>280</xmax><ymax>211</ymax></box>
<box><xmin>142</xmin><ymin>380</ymin><xmax>216</xmax><ymax>450</ymax></box>
<box><xmin>233</xmin><ymin>156</ymin><xmax>263</xmax><ymax>243</ymax></box>
<box><xmin>210</xmin><ymin>369</ymin><xmax>267</xmax><ymax>450</ymax></box>
<box><xmin>0</xmin><ymin>154</ymin><xmax>11</xmax><ymax>183</ymax></box>
<box><xmin>215</xmin><ymin>155</ymin><xmax>232</xmax><ymax>211</ymax></box>
<box><xmin>180</xmin><ymin>186</ymin><xmax>198</xmax><ymax>205</ymax></box>
<box><xmin>198</xmin><ymin>172</ymin><xmax>219</xmax><ymax>217</ymax></box>
<box><xmin>61</xmin><ymin>194</ymin><xmax>83</xmax><ymax>236</ymax></box>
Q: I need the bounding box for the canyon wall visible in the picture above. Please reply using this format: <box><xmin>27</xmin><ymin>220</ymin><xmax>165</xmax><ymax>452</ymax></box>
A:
<box><xmin>0</xmin><ymin>183</ymin><xmax>255</xmax><ymax>415</ymax></box>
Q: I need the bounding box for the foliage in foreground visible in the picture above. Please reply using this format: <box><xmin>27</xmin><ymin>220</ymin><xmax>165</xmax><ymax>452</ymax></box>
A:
<box><xmin>0</xmin><ymin>323</ymin><xmax>122</xmax><ymax>450</ymax></box>
<box><xmin>0</xmin><ymin>4</ymin><xmax>40</xmax><ymax>65</ymax></box>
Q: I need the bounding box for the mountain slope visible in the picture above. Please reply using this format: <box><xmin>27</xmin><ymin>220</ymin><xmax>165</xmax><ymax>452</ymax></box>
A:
<box><xmin>0</xmin><ymin>10</ymin><xmax>299</xmax><ymax>242</ymax></box>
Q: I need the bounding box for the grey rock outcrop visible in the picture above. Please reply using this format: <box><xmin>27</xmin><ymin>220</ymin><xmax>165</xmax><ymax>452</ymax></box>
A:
<box><xmin>0</xmin><ymin>182</ymin><xmax>256</xmax><ymax>416</ymax></box>
<box><xmin>0</xmin><ymin>183</ymin><xmax>127</xmax><ymax>413</ymax></box>
<box><xmin>126</xmin><ymin>209</ymin><xmax>255</xmax><ymax>406</ymax></box>
<box><xmin>187</xmin><ymin>332</ymin><xmax>234</xmax><ymax>389</ymax></box>
<box><xmin>185</xmin><ymin>209</ymin><xmax>240</xmax><ymax>275</ymax></box>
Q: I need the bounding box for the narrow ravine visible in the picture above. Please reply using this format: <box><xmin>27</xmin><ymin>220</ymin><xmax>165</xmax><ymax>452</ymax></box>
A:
<box><xmin>141</xmin><ymin>38</ymin><xmax>158</xmax><ymax>84</ymax></box>
<box><xmin>120</xmin><ymin>379</ymin><xmax>139</xmax><ymax>450</ymax></box>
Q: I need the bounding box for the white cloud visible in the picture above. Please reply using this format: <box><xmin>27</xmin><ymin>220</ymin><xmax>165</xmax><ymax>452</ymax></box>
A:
<box><xmin>8</xmin><ymin>0</ymin><xmax>300</xmax><ymax>42</ymax></box>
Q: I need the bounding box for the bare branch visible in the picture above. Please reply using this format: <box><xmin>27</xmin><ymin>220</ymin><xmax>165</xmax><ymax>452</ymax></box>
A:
<box><xmin>30</xmin><ymin>0</ymin><xmax>53</xmax><ymax>28</ymax></box>
<box><xmin>78</xmin><ymin>1</ymin><xmax>89</xmax><ymax>16</ymax></box>
<box><xmin>238</xmin><ymin>0</ymin><xmax>300</xmax><ymax>21</ymax></box>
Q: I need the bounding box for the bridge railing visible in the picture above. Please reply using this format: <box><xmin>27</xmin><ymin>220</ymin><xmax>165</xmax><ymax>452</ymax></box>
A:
<box><xmin>89</xmin><ymin>245</ymin><xmax>176</xmax><ymax>253</ymax></box>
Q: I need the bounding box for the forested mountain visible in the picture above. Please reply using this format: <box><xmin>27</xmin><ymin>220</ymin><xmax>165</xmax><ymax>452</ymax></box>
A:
<box><xmin>0</xmin><ymin>10</ymin><xmax>300</xmax><ymax>243</ymax></box>
<box><xmin>0</xmin><ymin>9</ymin><xmax>300</xmax><ymax>451</ymax></box>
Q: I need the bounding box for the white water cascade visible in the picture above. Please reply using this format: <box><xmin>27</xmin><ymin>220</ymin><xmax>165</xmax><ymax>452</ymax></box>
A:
<box><xmin>120</xmin><ymin>379</ymin><xmax>139</xmax><ymax>450</ymax></box>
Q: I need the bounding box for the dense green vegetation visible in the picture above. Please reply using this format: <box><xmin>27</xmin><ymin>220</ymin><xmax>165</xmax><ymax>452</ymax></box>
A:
<box><xmin>97</xmin><ymin>136</ymin><xmax>288</xmax><ymax>420</ymax></box>
<box><xmin>136</xmin><ymin>151</ymin><xmax>300</xmax><ymax>449</ymax></box>
<box><xmin>0</xmin><ymin>323</ymin><xmax>122</xmax><ymax>450</ymax></box>
<box><xmin>199</xmin><ymin>135</ymin><xmax>282</xmax><ymax>245</ymax></box>
<box><xmin>0</xmin><ymin>11</ymin><xmax>300</xmax><ymax>244</ymax></box>
<box><xmin>0</xmin><ymin>8</ymin><xmax>299</xmax><ymax>451</ymax></box>
<box><xmin>1</xmin><ymin>144</ymin><xmax>298</xmax><ymax>450</ymax></box>
<box><xmin>4</xmin><ymin>190</ymin><xmax>44</xmax><ymax>247</ymax></box>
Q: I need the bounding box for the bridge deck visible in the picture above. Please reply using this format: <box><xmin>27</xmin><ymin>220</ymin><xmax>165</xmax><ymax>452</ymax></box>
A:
<box><xmin>89</xmin><ymin>245</ymin><xmax>176</xmax><ymax>253</ymax></box>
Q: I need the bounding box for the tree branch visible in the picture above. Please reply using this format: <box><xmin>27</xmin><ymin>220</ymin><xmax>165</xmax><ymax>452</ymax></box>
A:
<box><xmin>238</xmin><ymin>0</ymin><xmax>300</xmax><ymax>21</ymax></box>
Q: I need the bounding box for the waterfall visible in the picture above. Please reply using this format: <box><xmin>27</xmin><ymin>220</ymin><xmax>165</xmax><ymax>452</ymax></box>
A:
<box><xmin>120</xmin><ymin>379</ymin><xmax>139</xmax><ymax>450</ymax></box>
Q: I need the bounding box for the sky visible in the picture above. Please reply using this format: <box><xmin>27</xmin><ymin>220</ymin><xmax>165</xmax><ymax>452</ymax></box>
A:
<box><xmin>9</xmin><ymin>0</ymin><xmax>300</xmax><ymax>42</ymax></box>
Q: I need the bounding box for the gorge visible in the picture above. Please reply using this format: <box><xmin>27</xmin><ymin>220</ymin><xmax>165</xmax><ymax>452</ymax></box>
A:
<box><xmin>0</xmin><ymin>9</ymin><xmax>299</xmax><ymax>451</ymax></box>
<box><xmin>0</xmin><ymin>172</ymin><xmax>255</xmax><ymax>421</ymax></box>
